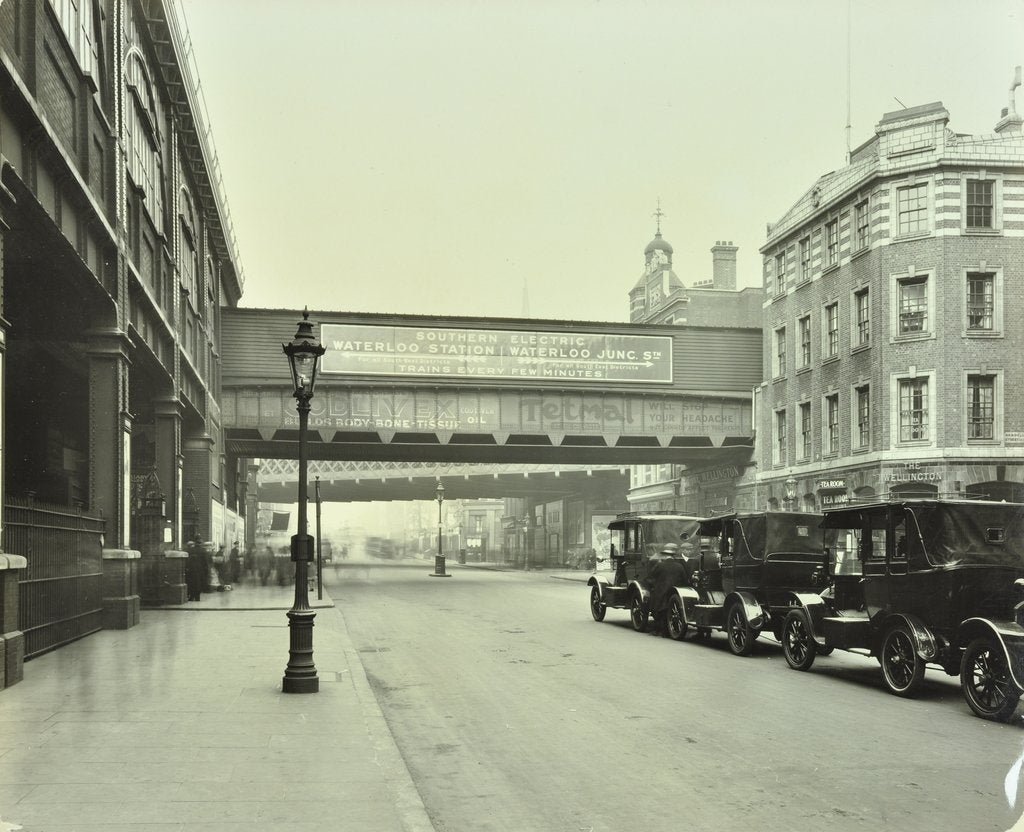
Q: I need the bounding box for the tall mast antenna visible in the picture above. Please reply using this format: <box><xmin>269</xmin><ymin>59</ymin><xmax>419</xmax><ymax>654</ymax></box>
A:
<box><xmin>845</xmin><ymin>0</ymin><xmax>852</xmax><ymax>161</ymax></box>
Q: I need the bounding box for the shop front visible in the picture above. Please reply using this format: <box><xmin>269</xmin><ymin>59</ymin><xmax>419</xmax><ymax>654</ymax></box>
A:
<box><xmin>680</xmin><ymin>465</ymin><xmax>741</xmax><ymax>516</ymax></box>
<box><xmin>762</xmin><ymin>459</ymin><xmax>1024</xmax><ymax>513</ymax></box>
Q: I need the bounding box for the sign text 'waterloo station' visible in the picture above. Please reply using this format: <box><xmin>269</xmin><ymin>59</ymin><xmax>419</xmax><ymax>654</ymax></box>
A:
<box><xmin>320</xmin><ymin>324</ymin><xmax>673</xmax><ymax>384</ymax></box>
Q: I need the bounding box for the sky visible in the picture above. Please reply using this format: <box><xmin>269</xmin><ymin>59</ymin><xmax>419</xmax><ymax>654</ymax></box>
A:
<box><xmin>180</xmin><ymin>0</ymin><xmax>1024</xmax><ymax>323</ymax></box>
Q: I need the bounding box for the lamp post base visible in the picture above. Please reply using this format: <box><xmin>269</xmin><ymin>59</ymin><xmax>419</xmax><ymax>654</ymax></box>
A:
<box><xmin>282</xmin><ymin>607</ymin><xmax>319</xmax><ymax>694</ymax></box>
<box><xmin>429</xmin><ymin>555</ymin><xmax>451</xmax><ymax>577</ymax></box>
<box><xmin>282</xmin><ymin>675</ymin><xmax>319</xmax><ymax>694</ymax></box>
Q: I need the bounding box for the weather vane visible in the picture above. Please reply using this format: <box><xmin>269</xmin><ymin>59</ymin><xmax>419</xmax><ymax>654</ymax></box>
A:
<box><xmin>652</xmin><ymin>199</ymin><xmax>665</xmax><ymax>235</ymax></box>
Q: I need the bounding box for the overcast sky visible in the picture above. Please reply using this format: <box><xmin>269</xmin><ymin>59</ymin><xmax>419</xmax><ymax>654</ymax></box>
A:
<box><xmin>180</xmin><ymin>0</ymin><xmax>1024</xmax><ymax>323</ymax></box>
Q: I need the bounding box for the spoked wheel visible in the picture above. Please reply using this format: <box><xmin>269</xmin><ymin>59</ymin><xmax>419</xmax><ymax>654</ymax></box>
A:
<box><xmin>782</xmin><ymin>608</ymin><xmax>817</xmax><ymax>671</ymax></box>
<box><xmin>880</xmin><ymin>623</ymin><xmax>926</xmax><ymax>697</ymax></box>
<box><xmin>629</xmin><ymin>594</ymin><xmax>649</xmax><ymax>633</ymax></box>
<box><xmin>666</xmin><ymin>595</ymin><xmax>688</xmax><ymax>641</ymax></box>
<box><xmin>589</xmin><ymin>586</ymin><xmax>606</xmax><ymax>622</ymax></box>
<box><xmin>961</xmin><ymin>637</ymin><xmax>1021</xmax><ymax>722</ymax></box>
<box><xmin>726</xmin><ymin>601</ymin><xmax>756</xmax><ymax>656</ymax></box>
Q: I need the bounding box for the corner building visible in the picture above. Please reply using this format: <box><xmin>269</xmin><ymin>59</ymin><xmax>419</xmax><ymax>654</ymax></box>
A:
<box><xmin>755</xmin><ymin>96</ymin><xmax>1024</xmax><ymax>510</ymax></box>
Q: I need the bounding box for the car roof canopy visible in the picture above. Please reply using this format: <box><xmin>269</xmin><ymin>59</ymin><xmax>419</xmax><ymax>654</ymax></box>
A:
<box><xmin>699</xmin><ymin>511</ymin><xmax>823</xmax><ymax>560</ymax></box>
<box><xmin>822</xmin><ymin>500</ymin><xmax>1024</xmax><ymax>567</ymax></box>
<box><xmin>911</xmin><ymin>502</ymin><xmax>1024</xmax><ymax>567</ymax></box>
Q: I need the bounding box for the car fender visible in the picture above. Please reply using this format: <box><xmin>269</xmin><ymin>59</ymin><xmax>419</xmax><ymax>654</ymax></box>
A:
<box><xmin>879</xmin><ymin>613</ymin><xmax>938</xmax><ymax>661</ymax></box>
<box><xmin>587</xmin><ymin>575</ymin><xmax>610</xmax><ymax>595</ymax></box>
<box><xmin>629</xmin><ymin>581</ymin><xmax>649</xmax><ymax>605</ymax></box>
<box><xmin>788</xmin><ymin>592</ymin><xmax>828</xmax><ymax>645</ymax></box>
<box><xmin>673</xmin><ymin>586</ymin><xmax>701</xmax><ymax>626</ymax></box>
<box><xmin>724</xmin><ymin>591</ymin><xmax>765</xmax><ymax>631</ymax></box>
<box><xmin>959</xmin><ymin>618</ymin><xmax>1024</xmax><ymax>691</ymax></box>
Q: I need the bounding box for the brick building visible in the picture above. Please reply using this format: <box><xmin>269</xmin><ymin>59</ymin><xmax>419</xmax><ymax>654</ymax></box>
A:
<box><xmin>750</xmin><ymin>93</ymin><xmax>1024</xmax><ymax>511</ymax></box>
<box><xmin>0</xmin><ymin>0</ymin><xmax>246</xmax><ymax>664</ymax></box>
<box><xmin>627</xmin><ymin>225</ymin><xmax>764</xmax><ymax>513</ymax></box>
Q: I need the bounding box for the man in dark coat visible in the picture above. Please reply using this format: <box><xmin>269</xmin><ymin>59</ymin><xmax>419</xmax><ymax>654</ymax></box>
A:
<box><xmin>185</xmin><ymin>538</ymin><xmax>205</xmax><ymax>601</ymax></box>
<box><xmin>647</xmin><ymin>543</ymin><xmax>694</xmax><ymax>635</ymax></box>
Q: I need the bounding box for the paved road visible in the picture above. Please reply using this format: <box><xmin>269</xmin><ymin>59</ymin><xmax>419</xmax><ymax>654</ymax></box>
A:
<box><xmin>326</xmin><ymin>561</ymin><xmax>1024</xmax><ymax>832</ymax></box>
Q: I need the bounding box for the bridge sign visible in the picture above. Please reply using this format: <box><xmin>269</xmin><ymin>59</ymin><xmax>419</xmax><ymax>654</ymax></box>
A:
<box><xmin>320</xmin><ymin>324</ymin><xmax>673</xmax><ymax>384</ymax></box>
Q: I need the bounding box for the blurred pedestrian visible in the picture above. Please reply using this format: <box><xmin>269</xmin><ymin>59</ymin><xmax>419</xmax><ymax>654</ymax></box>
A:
<box><xmin>276</xmin><ymin>546</ymin><xmax>289</xmax><ymax>586</ymax></box>
<box><xmin>257</xmin><ymin>545</ymin><xmax>273</xmax><ymax>586</ymax></box>
<box><xmin>244</xmin><ymin>544</ymin><xmax>255</xmax><ymax>578</ymax></box>
<box><xmin>228</xmin><ymin>541</ymin><xmax>241</xmax><ymax>584</ymax></box>
<box><xmin>186</xmin><ymin>537</ymin><xmax>204</xmax><ymax>601</ymax></box>
<box><xmin>213</xmin><ymin>544</ymin><xmax>226</xmax><ymax>586</ymax></box>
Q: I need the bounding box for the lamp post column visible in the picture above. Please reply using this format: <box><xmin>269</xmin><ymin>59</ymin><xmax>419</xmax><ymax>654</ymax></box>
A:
<box><xmin>430</xmin><ymin>482</ymin><xmax>450</xmax><ymax>577</ymax></box>
<box><xmin>283</xmin><ymin>393</ymin><xmax>318</xmax><ymax>693</ymax></box>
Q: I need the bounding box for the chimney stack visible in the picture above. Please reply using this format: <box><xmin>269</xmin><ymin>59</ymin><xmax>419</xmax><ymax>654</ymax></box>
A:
<box><xmin>996</xmin><ymin>65</ymin><xmax>1023</xmax><ymax>134</ymax></box>
<box><xmin>710</xmin><ymin>240</ymin><xmax>738</xmax><ymax>290</ymax></box>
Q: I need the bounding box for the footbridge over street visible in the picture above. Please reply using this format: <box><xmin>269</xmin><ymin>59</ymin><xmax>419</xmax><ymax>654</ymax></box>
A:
<box><xmin>221</xmin><ymin>309</ymin><xmax>762</xmax><ymax>468</ymax></box>
<box><xmin>253</xmin><ymin>460</ymin><xmax>629</xmax><ymax>504</ymax></box>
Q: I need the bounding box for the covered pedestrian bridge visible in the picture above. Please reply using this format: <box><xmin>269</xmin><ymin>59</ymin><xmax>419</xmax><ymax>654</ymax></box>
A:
<box><xmin>220</xmin><ymin>308</ymin><xmax>762</xmax><ymax>470</ymax></box>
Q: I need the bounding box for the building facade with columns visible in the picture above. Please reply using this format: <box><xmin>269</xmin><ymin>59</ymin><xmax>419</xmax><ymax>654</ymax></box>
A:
<box><xmin>752</xmin><ymin>92</ymin><xmax>1024</xmax><ymax>512</ymax></box>
<box><xmin>627</xmin><ymin>225</ymin><xmax>764</xmax><ymax>513</ymax></box>
<box><xmin>0</xmin><ymin>0</ymin><xmax>246</xmax><ymax>651</ymax></box>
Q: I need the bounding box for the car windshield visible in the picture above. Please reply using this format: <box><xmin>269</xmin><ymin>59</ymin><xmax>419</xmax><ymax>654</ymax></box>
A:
<box><xmin>644</xmin><ymin>518</ymin><xmax>701</xmax><ymax>556</ymax></box>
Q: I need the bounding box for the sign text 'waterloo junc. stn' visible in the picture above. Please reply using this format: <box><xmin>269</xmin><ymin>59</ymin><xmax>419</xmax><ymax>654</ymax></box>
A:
<box><xmin>320</xmin><ymin>323</ymin><xmax>673</xmax><ymax>384</ymax></box>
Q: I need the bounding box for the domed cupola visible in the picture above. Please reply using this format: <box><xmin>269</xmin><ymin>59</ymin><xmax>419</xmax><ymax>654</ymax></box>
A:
<box><xmin>644</xmin><ymin>202</ymin><xmax>673</xmax><ymax>271</ymax></box>
<box><xmin>644</xmin><ymin>232</ymin><xmax>674</xmax><ymax>258</ymax></box>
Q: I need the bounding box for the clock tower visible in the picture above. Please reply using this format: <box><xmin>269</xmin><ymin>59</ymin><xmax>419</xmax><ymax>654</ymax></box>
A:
<box><xmin>629</xmin><ymin>204</ymin><xmax>684</xmax><ymax>322</ymax></box>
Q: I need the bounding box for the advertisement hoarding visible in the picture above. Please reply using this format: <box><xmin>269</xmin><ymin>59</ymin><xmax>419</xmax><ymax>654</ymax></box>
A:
<box><xmin>320</xmin><ymin>324</ymin><xmax>673</xmax><ymax>384</ymax></box>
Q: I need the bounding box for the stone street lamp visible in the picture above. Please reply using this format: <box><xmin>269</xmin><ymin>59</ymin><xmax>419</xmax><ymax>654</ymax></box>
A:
<box><xmin>281</xmin><ymin>309</ymin><xmax>326</xmax><ymax>694</ymax></box>
<box><xmin>784</xmin><ymin>476</ymin><xmax>798</xmax><ymax>511</ymax></box>
<box><xmin>430</xmin><ymin>481</ymin><xmax>451</xmax><ymax>577</ymax></box>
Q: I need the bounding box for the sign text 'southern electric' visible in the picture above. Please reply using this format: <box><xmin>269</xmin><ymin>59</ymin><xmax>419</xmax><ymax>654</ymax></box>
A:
<box><xmin>320</xmin><ymin>324</ymin><xmax>673</xmax><ymax>384</ymax></box>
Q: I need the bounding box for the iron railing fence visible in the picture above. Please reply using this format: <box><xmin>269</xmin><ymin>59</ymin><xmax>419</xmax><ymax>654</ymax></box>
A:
<box><xmin>3</xmin><ymin>497</ymin><xmax>105</xmax><ymax>659</ymax></box>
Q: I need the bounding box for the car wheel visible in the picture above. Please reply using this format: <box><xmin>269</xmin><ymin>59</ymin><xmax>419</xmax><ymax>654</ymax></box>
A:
<box><xmin>880</xmin><ymin>623</ymin><xmax>926</xmax><ymax>697</ymax></box>
<box><xmin>782</xmin><ymin>608</ymin><xmax>817</xmax><ymax>671</ymax></box>
<box><xmin>726</xmin><ymin>601</ymin><xmax>755</xmax><ymax>656</ymax></box>
<box><xmin>589</xmin><ymin>586</ymin><xmax>606</xmax><ymax>622</ymax></box>
<box><xmin>961</xmin><ymin>637</ymin><xmax>1021</xmax><ymax>722</ymax></box>
<box><xmin>629</xmin><ymin>593</ymin><xmax>649</xmax><ymax>633</ymax></box>
<box><xmin>666</xmin><ymin>595</ymin><xmax>688</xmax><ymax>641</ymax></box>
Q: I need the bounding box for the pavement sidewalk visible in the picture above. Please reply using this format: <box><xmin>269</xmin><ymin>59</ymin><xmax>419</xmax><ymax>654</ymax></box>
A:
<box><xmin>0</xmin><ymin>582</ymin><xmax>436</xmax><ymax>832</ymax></box>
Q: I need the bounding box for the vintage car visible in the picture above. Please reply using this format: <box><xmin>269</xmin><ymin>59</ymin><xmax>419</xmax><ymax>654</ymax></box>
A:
<box><xmin>666</xmin><ymin>511</ymin><xmax>827</xmax><ymax>654</ymax></box>
<box><xmin>781</xmin><ymin>498</ymin><xmax>1024</xmax><ymax>722</ymax></box>
<box><xmin>587</xmin><ymin>512</ymin><xmax>702</xmax><ymax>631</ymax></box>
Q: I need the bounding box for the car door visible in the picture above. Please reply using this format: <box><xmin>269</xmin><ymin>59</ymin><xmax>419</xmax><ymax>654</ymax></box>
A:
<box><xmin>860</xmin><ymin>508</ymin><xmax>891</xmax><ymax>620</ymax></box>
<box><xmin>719</xmin><ymin>519</ymin><xmax>737</xmax><ymax>594</ymax></box>
<box><xmin>622</xmin><ymin>521</ymin><xmax>643</xmax><ymax>584</ymax></box>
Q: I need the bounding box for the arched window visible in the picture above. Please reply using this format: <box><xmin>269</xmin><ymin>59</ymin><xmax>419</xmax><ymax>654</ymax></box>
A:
<box><xmin>125</xmin><ymin>51</ymin><xmax>164</xmax><ymax>227</ymax></box>
<box><xmin>966</xmin><ymin>481</ymin><xmax>1024</xmax><ymax>502</ymax></box>
<box><xmin>889</xmin><ymin>482</ymin><xmax>938</xmax><ymax>500</ymax></box>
